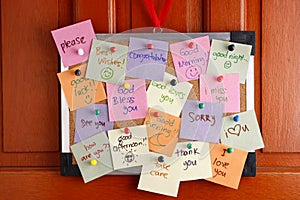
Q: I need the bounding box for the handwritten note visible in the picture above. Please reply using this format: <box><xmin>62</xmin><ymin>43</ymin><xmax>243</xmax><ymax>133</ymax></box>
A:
<box><xmin>57</xmin><ymin>63</ymin><xmax>106</xmax><ymax>111</ymax></box>
<box><xmin>205</xmin><ymin>143</ymin><xmax>248</xmax><ymax>189</ymax></box>
<box><xmin>170</xmin><ymin>36</ymin><xmax>210</xmax><ymax>82</ymax></box>
<box><xmin>173</xmin><ymin>142</ymin><xmax>212</xmax><ymax>181</ymax></box>
<box><xmin>144</xmin><ymin>108</ymin><xmax>181</xmax><ymax>156</ymax></box>
<box><xmin>108</xmin><ymin>125</ymin><xmax>149</xmax><ymax>170</ymax></box>
<box><xmin>220</xmin><ymin>110</ymin><xmax>264</xmax><ymax>151</ymax></box>
<box><xmin>51</xmin><ymin>20</ymin><xmax>96</xmax><ymax>67</ymax></box>
<box><xmin>106</xmin><ymin>79</ymin><xmax>148</xmax><ymax>121</ymax></box>
<box><xmin>70</xmin><ymin>132</ymin><xmax>113</xmax><ymax>183</ymax></box>
<box><xmin>126</xmin><ymin>37</ymin><xmax>168</xmax><ymax>81</ymax></box>
<box><xmin>206</xmin><ymin>40</ymin><xmax>252</xmax><ymax>84</ymax></box>
<box><xmin>200</xmin><ymin>74</ymin><xmax>240</xmax><ymax>113</ymax></box>
<box><xmin>147</xmin><ymin>73</ymin><xmax>193</xmax><ymax>117</ymax></box>
<box><xmin>179</xmin><ymin>100</ymin><xmax>224</xmax><ymax>143</ymax></box>
<box><xmin>74</xmin><ymin>104</ymin><xmax>114</xmax><ymax>142</ymax></box>
<box><xmin>137</xmin><ymin>152</ymin><xmax>181</xmax><ymax>197</ymax></box>
<box><xmin>85</xmin><ymin>39</ymin><xmax>128</xmax><ymax>85</ymax></box>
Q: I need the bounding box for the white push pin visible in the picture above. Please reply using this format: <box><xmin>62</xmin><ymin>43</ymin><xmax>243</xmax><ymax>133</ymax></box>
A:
<box><xmin>78</xmin><ymin>48</ymin><xmax>84</xmax><ymax>56</ymax></box>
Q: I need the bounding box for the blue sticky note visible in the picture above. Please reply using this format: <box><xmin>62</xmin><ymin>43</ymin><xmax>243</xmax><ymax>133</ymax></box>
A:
<box><xmin>126</xmin><ymin>37</ymin><xmax>168</xmax><ymax>81</ymax></box>
<box><xmin>179</xmin><ymin>100</ymin><xmax>224</xmax><ymax>143</ymax></box>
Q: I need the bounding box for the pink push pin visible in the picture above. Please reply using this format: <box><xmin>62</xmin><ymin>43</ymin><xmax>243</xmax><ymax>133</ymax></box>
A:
<box><xmin>124</xmin><ymin>127</ymin><xmax>130</xmax><ymax>134</ymax></box>
<box><xmin>78</xmin><ymin>48</ymin><xmax>84</xmax><ymax>56</ymax></box>
<box><xmin>188</xmin><ymin>42</ymin><xmax>194</xmax><ymax>49</ymax></box>
<box><xmin>110</xmin><ymin>46</ymin><xmax>116</xmax><ymax>53</ymax></box>
<box><xmin>147</xmin><ymin>43</ymin><xmax>153</xmax><ymax>50</ymax></box>
<box><xmin>153</xmin><ymin>112</ymin><xmax>159</xmax><ymax>117</ymax></box>
<box><xmin>217</xmin><ymin>75</ymin><xmax>224</xmax><ymax>82</ymax></box>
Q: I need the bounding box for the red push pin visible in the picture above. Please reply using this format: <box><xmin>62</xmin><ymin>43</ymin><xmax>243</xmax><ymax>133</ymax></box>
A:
<box><xmin>153</xmin><ymin>112</ymin><xmax>159</xmax><ymax>117</ymax></box>
<box><xmin>124</xmin><ymin>127</ymin><xmax>130</xmax><ymax>134</ymax></box>
<box><xmin>217</xmin><ymin>75</ymin><xmax>224</xmax><ymax>82</ymax></box>
<box><xmin>147</xmin><ymin>43</ymin><xmax>153</xmax><ymax>50</ymax></box>
<box><xmin>110</xmin><ymin>46</ymin><xmax>116</xmax><ymax>53</ymax></box>
<box><xmin>188</xmin><ymin>42</ymin><xmax>194</xmax><ymax>49</ymax></box>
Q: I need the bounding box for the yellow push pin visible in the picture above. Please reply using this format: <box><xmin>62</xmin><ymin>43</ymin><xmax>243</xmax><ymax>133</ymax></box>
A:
<box><xmin>124</xmin><ymin>83</ymin><xmax>130</xmax><ymax>89</ymax></box>
<box><xmin>90</xmin><ymin>159</ymin><xmax>97</xmax><ymax>166</ymax></box>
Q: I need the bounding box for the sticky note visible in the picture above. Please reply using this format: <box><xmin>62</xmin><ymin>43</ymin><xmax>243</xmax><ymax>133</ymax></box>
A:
<box><xmin>57</xmin><ymin>63</ymin><xmax>106</xmax><ymax>111</ymax></box>
<box><xmin>179</xmin><ymin>100</ymin><xmax>224</xmax><ymax>143</ymax></box>
<box><xmin>137</xmin><ymin>152</ymin><xmax>181</xmax><ymax>197</ymax></box>
<box><xmin>85</xmin><ymin>39</ymin><xmax>128</xmax><ymax>85</ymax></box>
<box><xmin>144</xmin><ymin>108</ymin><xmax>181</xmax><ymax>156</ymax></box>
<box><xmin>200</xmin><ymin>74</ymin><xmax>240</xmax><ymax>113</ymax></box>
<box><xmin>106</xmin><ymin>79</ymin><xmax>148</xmax><ymax>121</ymax></box>
<box><xmin>126</xmin><ymin>37</ymin><xmax>168</xmax><ymax>81</ymax></box>
<box><xmin>147</xmin><ymin>73</ymin><xmax>193</xmax><ymax>117</ymax></box>
<box><xmin>74</xmin><ymin>104</ymin><xmax>114</xmax><ymax>142</ymax></box>
<box><xmin>70</xmin><ymin>132</ymin><xmax>113</xmax><ymax>183</ymax></box>
<box><xmin>205</xmin><ymin>143</ymin><xmax>248</xmax><ymax>189</ymax></box>
<box><xmin>220</xmin><ymin>110</ymin><xmax>264</xmax><ymax>151</ymax></box>
<box><xmin>173</xmin><ymin>142</ymin><xmax>212</xmax><ymax>181</ymax></box>
<box><xmin>170</xmin><ymin>36</ymin><xmax>210</xmax><ymax>82</ymax></box>
<box><xmin>206</xmin><ymin>40</ymin><xmax>252</xmax><ymax>84</ymax></box>
<box><xmin>108</xmin><ymin>125</ymin><xmax>149</xmax><ymax>170</ymax></box>
<box><xmin>51</xmin><ymin>20</ymin><xmax>96</xmax><ymax>67</ymax></box>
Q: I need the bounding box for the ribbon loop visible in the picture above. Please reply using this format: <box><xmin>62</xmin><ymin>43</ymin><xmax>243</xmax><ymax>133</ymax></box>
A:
<box><xmin>144</xmin><ymin>0</ymin><xmax>173</xmax><ymax>28</ymax></box>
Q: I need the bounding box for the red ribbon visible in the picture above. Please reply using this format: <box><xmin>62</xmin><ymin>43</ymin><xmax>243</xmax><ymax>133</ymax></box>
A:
<box><xmin>143</xmin><ymin>0</ymin><xmax>173</xmax><ymax>28</ymax></box>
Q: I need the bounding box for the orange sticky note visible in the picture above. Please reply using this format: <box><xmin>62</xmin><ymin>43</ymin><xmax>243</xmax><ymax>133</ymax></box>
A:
<box><xmin>57</xmin><ymin>63</ymin><xmax>106</xmax><ymax>111</ymax></box>
<box><xmin>205</xmin><ymin>143</ymin><xmax>248</xmax><ymax>189</ymax></box>
<box><xmin>144</xmin><ymin>108</ymin><xmax>181</xmax><ymax>157</ymax></box>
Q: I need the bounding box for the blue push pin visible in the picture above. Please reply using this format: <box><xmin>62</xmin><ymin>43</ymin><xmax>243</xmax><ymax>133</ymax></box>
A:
<box><xmin>233</xmin><ymin>115</ymin><xmax>239</xmax><ymax>122</ymax></box>
<box><xmin>158</xmin><ymin>156</ymin><xmax>164</xmax><ymax>163</ymax></box>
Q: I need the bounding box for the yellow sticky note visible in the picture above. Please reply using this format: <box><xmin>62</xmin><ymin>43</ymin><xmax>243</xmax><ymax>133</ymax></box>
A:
<box><xmin>205</xmin><ymin>143</ymin><xmax>248</xmax><ymax>189</ymax></box>
<box><xmin>144</xmin><ymin>108</ymin><xmax>181</xmax><ymax>156</ymax></box>
<box><xmin>57</xmin><ymin>63</ymin><xmax>106</xmax><ymax>111</ymax></box>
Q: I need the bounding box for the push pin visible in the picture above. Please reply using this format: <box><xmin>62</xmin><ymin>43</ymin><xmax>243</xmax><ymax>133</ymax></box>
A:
<box><xmin>233</xmin><ymin>115</ymin><xmax>240</xmax><ymax>122</ymax></box>
<box><xmin>124</xmin><ymin>83</ymin><xmax>130</xmax><ymax>89</ymax></box>
<box><xmin>217</xmin><ymin>75</ymin><xmax>224</xmax><ymax>82</ymax></box>
<box><xmin>158</xmin><ymin>156</ymin><xmax>164</xmax><ymax>163</ymax></box>
<box><xmin>74</xmin><ymin>69</ymin><xmax>81</xmax><ymax>76</ymax></box>
<box><xmin>188</xmin><ymin>42</ymin><xmax>194</xmax><ymax>49</ymax></box>
<box><xmin>199</xmin><ymin>103</ymin><xmax>205</xmax><ymax>109</ymax></box>
<box><xmin>95</xmin><ymin>109</ymin><xmax>100</xmax><ymax>115</ymax></box>
<box><xmin>227</xmin><ymin>147</ymin><xmax>234</xmax><ymax>154</ymax></box>
<box><xmin>90</xmin><ymin>159</ymin><xmax>98</xmax><ymax>166</ymax></box>
<box><xmin>228</xmin><ymin>44</ymin><xmax>235</xmax><ymax>51</ymax></box>
<box><xmin>187</xmin><ymin>143</ymin><xmax>192</xmax><ymax>149</ymax></box>
<box><xmin>147</xmin><ymin>43</ymin><xmax>153</xmax><ymax>50</ymax></box>
<box><xmin>170</xmin><ymin>79</ymin><xmax>177</xmax><ymax>86</ymax></box>
<box><xmin>110</xmin><ymin>46</ymin><xmax>116</xmax><ymax>53</ymax></box>
<box><xmin>153</xmin><ymin>112</ymin><xmax>159</xmax><ymax>117</ymax></box>
<box><xmin>78</xmin><ymin>48</ymin><xmax>84</xmax><ymax>56</ymax></box>
<box><xmin>124</xmin><ymin>127</ymin><xmax>130</xmax><ymax>134</ymax></box>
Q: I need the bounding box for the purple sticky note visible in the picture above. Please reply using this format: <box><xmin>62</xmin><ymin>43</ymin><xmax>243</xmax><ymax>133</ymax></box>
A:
<box><xmin>199</xmin><ymin>74</ymin><xmax>240</xmax><ymax>113</ymax></box>
<box><xmin>74</xmin><ymin>104</ymin><xmax>114</xmax><ymax>142</ymax></box>
<box><xmin>126</xmin><ymin>37</ymin><xmax>168</xmax><ymax>81</ymax></box>
<box><xmin>51</xmin><ymin>20</ymin><xmax>96</xmax><ymax>67</ymax></box>
<box><xmin>170</xmin><ymin>36</ymin><xmax>210</xmax><ymax>82</ymax></box>
<box><xmin>106</xmin><ymin>79</ymin><xmax>148</xmax><ymax>121</ymax></box>
<box><xmin>179</xmin><ymin>100</ymin><xmax>224</xmax><ymax>143</ymax></box>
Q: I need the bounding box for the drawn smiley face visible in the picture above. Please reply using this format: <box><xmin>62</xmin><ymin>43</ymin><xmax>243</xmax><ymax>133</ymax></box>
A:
<box><xmin>100</xmin><ymin>67</ymin><xmax>114</xmax><ymax>80</ymax></box>
<box><xmin>185</xmin><ymin>66</ymin><xmax>200</xmax><ymax>79</ymax></box>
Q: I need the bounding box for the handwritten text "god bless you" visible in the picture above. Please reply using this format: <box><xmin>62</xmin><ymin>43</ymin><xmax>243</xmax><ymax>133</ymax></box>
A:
<box><xmin>151</xmin><ymin>81</ymin><xmax>186</xmax><ymax>104</ymax></box>
<box><xmin>112</xmin><ymin>85</ymin><xmax>137</xmax><ymax>115</ymax></box>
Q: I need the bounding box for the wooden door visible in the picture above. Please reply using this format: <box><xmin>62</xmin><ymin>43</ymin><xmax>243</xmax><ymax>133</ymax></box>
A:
<box><xmin>1</xmin><ymin>0</ymin><xmax>299</xmax><ymax>199</ymax></box>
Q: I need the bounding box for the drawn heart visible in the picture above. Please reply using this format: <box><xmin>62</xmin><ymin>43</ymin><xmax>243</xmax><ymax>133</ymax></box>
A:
<box><xmin>227</xmin><ymin>124</ymin><xmax>241</xmax><ymax>136</ymax></box>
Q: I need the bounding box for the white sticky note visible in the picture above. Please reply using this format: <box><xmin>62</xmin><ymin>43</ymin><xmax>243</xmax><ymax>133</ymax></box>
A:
<box><xmin>108</xmin><ymin>125</ymin><xmax>149</xmax><ymax>170</ymax></box>
<box><xmin>146</xmin><ymin>72</ymin><xmax>193</xmax><ymax>117</ymax></box>
<box><xmin>220</xmin><ymin>110</ymin><xmax>264</xmax><ymax>151</ymax></box>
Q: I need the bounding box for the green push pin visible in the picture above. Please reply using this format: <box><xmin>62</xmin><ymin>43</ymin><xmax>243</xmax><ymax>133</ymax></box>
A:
<box><xmin>227</xmin><ymin>147</ymin><xmax>234</xmax><ymax>154</ymax></box>
<box><xmin>95</xmin><ymin>109</ymin><xmax>100</xmax><ymax>115</ymax></box>
<box><xmin>187</xmin><ymin>143</ymin><xmax>192</xmax><ymax>149</ymax></box>
<box><xmin>199</xmin><ymin>103</ymin><xmax>205</xmax><ymax>109</ymax></box>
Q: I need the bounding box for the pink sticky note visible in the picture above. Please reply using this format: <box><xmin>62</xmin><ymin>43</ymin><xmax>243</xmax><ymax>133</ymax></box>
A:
<box><xmin>51</xmin><ymin>20</ymin><xmax>96</xmax><ymax>67</ymax></box>
<box><xmin>200</xmin><ymin>74</ymin><xmax>240</xmax><ymax>113</ymax></box>
<box><xmin>170</xmin><ymin>36</ymin><xmax>210</xmax><ymax>82</ymax></box>
<box><xmin>106</xmin><ymin>79</ymin><xmax>148</xmax><ymax>121</ymax></box>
